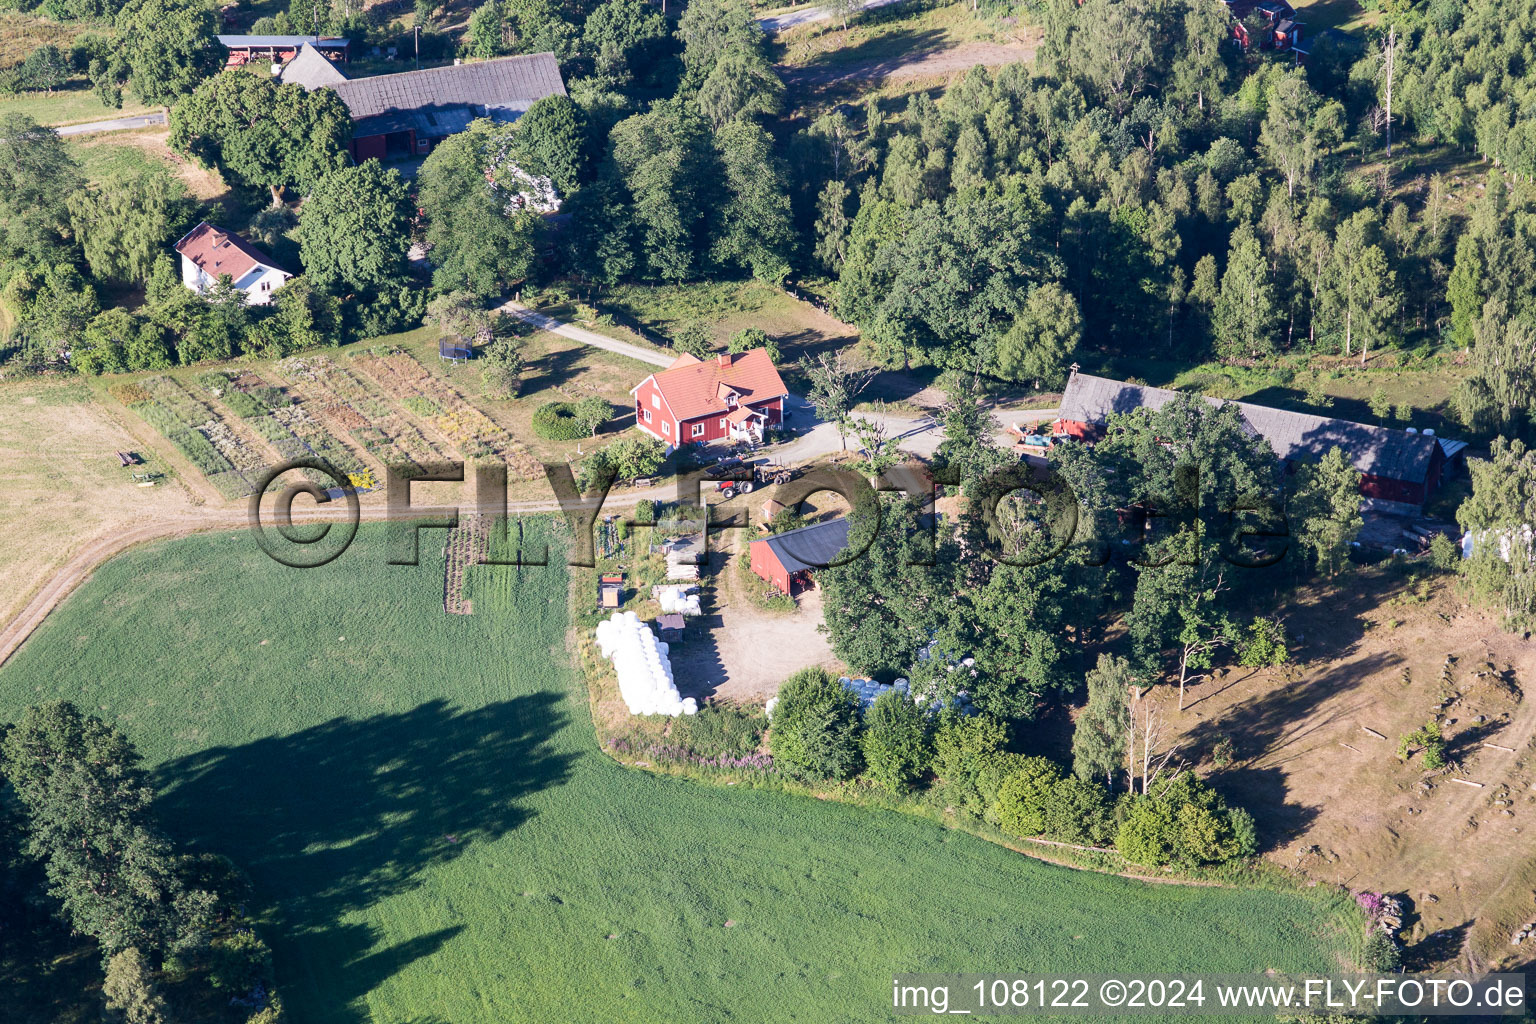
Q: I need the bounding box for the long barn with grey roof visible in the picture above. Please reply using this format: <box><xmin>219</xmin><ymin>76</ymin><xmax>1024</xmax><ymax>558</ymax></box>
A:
<box><xmin>286</xmin><ymin>51</ymin><xmax>566</xmax><ymax>162</ymax></box>
<box><xmin>1053</xmin><ymin>371</ymin><xmax>1449</xmax><ymax>510</ymax></box>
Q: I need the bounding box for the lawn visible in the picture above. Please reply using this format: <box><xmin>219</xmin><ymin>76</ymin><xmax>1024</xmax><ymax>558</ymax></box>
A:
<box><xmin>0</xmin><ymin>81</ymin><xmax>152</xmax><ymax>126</ymax></box>
<box><xmin>0</xmin><ymin>522</ymin><xmax>1359</xmax><ymax>1023</ymax></box>
<box><xmin>0</xmin><ymin>377</ymin><xmax>193</xmax><ymax>628</ymax></box>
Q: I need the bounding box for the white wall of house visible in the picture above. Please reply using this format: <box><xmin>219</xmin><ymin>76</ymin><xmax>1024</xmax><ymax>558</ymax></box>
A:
<box><xmin>178</xmin><ymin>255</ymin><xmax>290</xmax><ymax>306</ymax></box>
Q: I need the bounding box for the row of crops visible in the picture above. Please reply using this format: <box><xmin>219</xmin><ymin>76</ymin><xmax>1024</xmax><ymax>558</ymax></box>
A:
<box><xmin>117</xmin><ymin>343</ymin><xmax>549</xmax><ymax>501</ymax></box>
<box><xmin>353</xmin><ymin>348</ymin><xmax>542</xmax><ymax>479</ymax></box>
<box><xmin>278</xmin><ymin>354</ymin><xmax>451</xmax><ymax>475</ymax></box>
<box><xmin>112</xmin><ymin>376</ymin><xmax>262</xmax><ymax>500</ymax></box>
<box><xmin>196</xmin><ymin>370</ymin><xmax>367</xmax><ymax>487</ymax></box>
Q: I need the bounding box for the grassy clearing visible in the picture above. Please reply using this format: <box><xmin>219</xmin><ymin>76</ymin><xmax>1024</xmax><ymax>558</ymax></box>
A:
<box><xmin>0</xmin><ymin>81</ymin><xmax>153</xmax><ymax>126</ymax></box>
<box><xmin>772</xmin><ymin>1</ymin><xmax>1002</xmax><ymax>69</ymax></box>
<box><xmin>0</xmin><ymin>12</ymin><xmax>84</xmax><ymax>68</ymax></box>
<box><xmin>1290</xmin><ymin>0</ymin><xmax>1376</xmax><ymax>34</ymax></box>
<box><xmin>0</xmin><ymin>522</ymin><xmax>1358</xmax><ymax>1023</ymax></box>
<box><xmin>68</xmin><ymin>128</ymin><xmax>229</xmax><ymax>201</ymax></box>
<box><xmin>0</xmin><ymin>377</ymin><xmax>194</xmax><ymax>625</ymax></box>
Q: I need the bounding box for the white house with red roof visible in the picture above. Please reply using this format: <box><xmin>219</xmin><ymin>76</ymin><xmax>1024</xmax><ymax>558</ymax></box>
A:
<box><xmin>173</xmin><ymin>222</ymin><xmax>292</xmax><ymax>305</ymax></box>
<box><xmin>629</xmin><ymin>350</ymin><xmax>790</xmax><ymax>446</ymax></box>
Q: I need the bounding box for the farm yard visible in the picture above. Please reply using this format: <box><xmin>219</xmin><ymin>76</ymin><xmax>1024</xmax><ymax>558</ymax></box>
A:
<box><xmin>0</xmin><ymin>523</ymin><xmax>1360</xmax><ymax>1024</ymax></box>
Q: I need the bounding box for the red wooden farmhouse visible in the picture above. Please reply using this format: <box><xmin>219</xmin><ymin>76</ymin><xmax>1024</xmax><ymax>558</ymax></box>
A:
<box><xmin>630</xmin><ymin>350</ymin><xmax>790</xmax><ymax>447</ymax></box>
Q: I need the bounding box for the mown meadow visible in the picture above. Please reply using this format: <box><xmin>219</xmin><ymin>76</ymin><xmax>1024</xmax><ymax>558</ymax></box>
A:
<box><xmin>0</xmin><ymin>522</ymin><xmax>1356</xmax><ymax>1023</ymax></box>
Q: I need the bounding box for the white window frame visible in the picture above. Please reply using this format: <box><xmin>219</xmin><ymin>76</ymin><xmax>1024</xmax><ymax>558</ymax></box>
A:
<box><xmin>662</xmin><ymin>421</ymin><xmax>670</xmax><ymax>436</ymax></box>
<box><xmin>651</xmin><ymin>393</ymin><xmax>661</xmax><ymax>409</ymax></box>
<box><xmin>643</xmin><ymin>408</ymin><xmax>652</xmax><ymax>423</ymax></box>
<box><xmin>691</xmin><ymin>422</ymin><xmax>705</xmax><ymax>438</ymax></box>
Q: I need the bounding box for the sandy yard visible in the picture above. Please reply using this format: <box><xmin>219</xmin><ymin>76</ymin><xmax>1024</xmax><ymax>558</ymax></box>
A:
<box><xmin>0</xmin><ymin>379</ymin><xmax>198</xmax><ymax>626</ymax></box>
<box><xmin>1155</xmin><ymin>570</ymin><xmax>1536</xmax><ymax>970</ymax></box>
<box><xmin>669</xmin><ymin>543</ymin><xmax>842</xmax><ymax>702</ymax></box>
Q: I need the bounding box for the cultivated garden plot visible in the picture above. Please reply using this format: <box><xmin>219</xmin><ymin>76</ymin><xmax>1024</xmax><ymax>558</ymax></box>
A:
<box><xmin>196</xmin><ymin>370</ymin><xmax>367</xmax><ymax>488</ymax></box>
<box><xmin>277</xmin><ymin>353</ymin><xmax>451</xmax><ymax>475</ymax></box>
<box><xmin>353</xmin><ymin>347</ymin><xmax>543</xmax><ymax>479</ymax></box>
<box><xmin>114</xmin><ymin>375</ymin><xmax>264</xmax><ymax>500</ymax></box>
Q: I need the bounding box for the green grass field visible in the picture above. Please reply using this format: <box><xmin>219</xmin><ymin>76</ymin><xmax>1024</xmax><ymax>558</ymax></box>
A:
<box><xmin>0</xmin><ymin>524</ymin><xmax>1356</xmax><ymax>1023</ymax></box>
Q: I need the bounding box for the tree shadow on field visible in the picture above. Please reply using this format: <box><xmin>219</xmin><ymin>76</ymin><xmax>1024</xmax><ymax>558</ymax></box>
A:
<box><xmin>1208</xmin><ymin>765</ymin><xmax>1318</xmax><ymax>853</ymax></box>
<box><xmin>521</xmin><ymin>343</ymin><xmax>590</xmax><ymax>396</ymax></box>
<box><xmin>1183</xmin><ymin>651</ymin><xmax>1398</xmax><ymax>770</ymax></box>
<box><xmin>153</xmin><ymin>695</ymin><xmax>574</xmax><ymax>1019</ymax></box>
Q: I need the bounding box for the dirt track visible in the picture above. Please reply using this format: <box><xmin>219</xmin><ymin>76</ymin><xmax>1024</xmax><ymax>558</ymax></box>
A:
<box><xmin>780</xmin><ymin>40</ymin><xmax>1038</xmax><ymax>86</ymax></box>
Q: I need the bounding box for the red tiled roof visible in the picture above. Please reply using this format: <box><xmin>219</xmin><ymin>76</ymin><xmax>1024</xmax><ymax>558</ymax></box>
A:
<box><xmin>174</xmin><ymin>222</ymin><xmax>288</xmax><ymax>281</ymax></box>
<box><xmin>637</xmin><ymin>350</ymin><xmax>788</xmax><ymax>423</ymax></box>
<box><xmin>726</xmin><ymin>406</ymin><xmax>760</xmax><ymax>424</ymax></box>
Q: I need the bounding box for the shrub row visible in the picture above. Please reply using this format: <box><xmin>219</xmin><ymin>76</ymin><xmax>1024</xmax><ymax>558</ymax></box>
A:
<box><xmin>769</xmin><ymin>669</ymin><xmax>1257</xmax><ymax>870</ymax></box>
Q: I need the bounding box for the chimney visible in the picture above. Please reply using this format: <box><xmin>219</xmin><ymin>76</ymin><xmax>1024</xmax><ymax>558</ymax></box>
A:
<box><xmin>716</xmin><ymin>353</ymin><xmax>730</xmax><ymax>368</ymax></box>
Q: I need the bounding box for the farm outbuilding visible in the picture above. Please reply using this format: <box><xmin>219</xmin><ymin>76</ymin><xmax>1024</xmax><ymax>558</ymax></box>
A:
<box><xmin>749</xmin><ymin>517</ymin><xmax>852</xmax><ymax>595</ymax></box>
<box><xmin>290</xmin><ymin>52</ymin><xmax>567</xmax><ymax>162</ymax></box>
<box><xmin>1053</xmin><ymin>371</ymin><xmax>1447</xmax><ymax>512</ymax></box>
<box><xmin>218</xmin><ymin>34</ymin><xmax>350</xmax><ymax>66</ymax></box>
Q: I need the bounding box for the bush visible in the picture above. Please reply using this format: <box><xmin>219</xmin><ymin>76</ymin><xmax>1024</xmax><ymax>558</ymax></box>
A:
<box><xmin>728</xmin><ymin>326</ymin><xmax>780</xmax><ymax>362</ymax></box>
<box><xmin>1361</xmin><ymin>932</ymin><xmax>1402</xmax><ymax>972</ymax></box>
<box><xmin>971</xmin><ymin>751</ymin><xmax>1032</xmax><ymax>822</ymax></box>
<box><xmin>207</xmin><ymin>929</ymin><xmax>273</xmax><ymax>992</ymax></box>
<box><xmin>1115</xmin><ymin>774</ymin><xmax>1255</xmax><ymax>868</ymax></box>
<box><xmin>932</xmin><ymin>711</ymin><xmax>1006</xmax><ymax>808</ymax></box>
<box><xmin>860</xmin><ymin>691</ymin><xmax>932</xmax><ymax>792</ymax></box>
<box><xmin>768</xmin><ymin>668</ymin><xmax>862</xmax><ymax>783</ymax></box>
<box><xmin>992</xmin><ymin>756</ymin><xmax>1064</xmax><ymax>837</ymax></box>
<box><xmin>1040</xmin><ymin>776</ymin><xmax>1116</xmax><ymax>846</ymax></box>
<box><xmin>1429</xmin><ymin>532</ymin><xmax>1459</xmax><ymax>571</ymax></box>
<box><xmin>532</xmin><ymin>401</ymin><xmax>587</xmax><ymax>440</ymax></box>
<box><xmin>1237</xmin><ymin>617</ymin><xmax>1288</xmax><ymax>668</ymax></box>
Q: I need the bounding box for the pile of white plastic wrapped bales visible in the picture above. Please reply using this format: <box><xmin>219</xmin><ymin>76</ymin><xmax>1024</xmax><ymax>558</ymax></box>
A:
<box><xmin>594</xmin><ymin>611</ymin><xmax>698</xmax><ymax>716</ymax></box>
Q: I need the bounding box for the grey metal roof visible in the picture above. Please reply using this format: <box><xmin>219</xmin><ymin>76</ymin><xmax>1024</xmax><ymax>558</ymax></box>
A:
<box><xmin>762</xmin><ymin>517</ymin><xmax>853</xmax><ymax>574</ymax></box>
<box><xmin>278</xmin><ymin>43</ymin><xmax>349</xmax><ymax>89</ymax></box>
<box><xmin>328</xmin><ymin>52</ymin><xmax>565</xmax><ymax>139</ymax></box>
<box><xmin>218</xmin><ymin>35</ymin><xmax>350</xmax><ymax>48</ymax></box>
<box><xmin>1058</xmin><ymin>372</ymin><xmax>1440</xmax><ymax>484</ymax></box>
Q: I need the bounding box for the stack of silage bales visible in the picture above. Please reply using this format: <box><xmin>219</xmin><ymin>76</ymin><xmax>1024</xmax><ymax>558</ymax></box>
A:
<box><xmin>594</xmin><ymin>611</ymin><xmax>697</xmax><ymax>716</ymax></box>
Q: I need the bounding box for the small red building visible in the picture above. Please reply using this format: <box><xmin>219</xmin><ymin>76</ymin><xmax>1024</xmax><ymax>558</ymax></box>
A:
<box><xmin>749</xmin><ymin>517</ymin><xmax>852</xmax><ymax>595</ymax></box>
<box><xmin>630</xmin><ymin>350</ymin><xmax>790</xmax><ymax>447</ymax></box>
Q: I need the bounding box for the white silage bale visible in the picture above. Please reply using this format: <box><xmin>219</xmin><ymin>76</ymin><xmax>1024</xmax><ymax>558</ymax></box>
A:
<box><xmin>682</xmin><ymin>698</ymin><xmax>698</xmax><ymax>715</ymax></box>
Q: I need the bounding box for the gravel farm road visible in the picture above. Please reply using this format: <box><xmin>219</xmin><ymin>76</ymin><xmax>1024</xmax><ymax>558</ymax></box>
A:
<box><xmin>55</xmin><ymin>112</ymin><xmax>167</xmax><ymax>136</ymax></box>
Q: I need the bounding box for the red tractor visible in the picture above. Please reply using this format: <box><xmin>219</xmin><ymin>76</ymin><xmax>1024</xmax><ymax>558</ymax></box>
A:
<box><xmin>704</xmin><ymin>458</ymin><xmax>797</xmax><ymax>500</ymax></box>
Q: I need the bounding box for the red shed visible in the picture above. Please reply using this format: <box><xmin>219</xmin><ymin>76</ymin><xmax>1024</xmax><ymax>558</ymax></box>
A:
<box><xmin>749</xmin><ymin>517</ymin><xmax>853</xmax><ymax>595</ymax></box>
<box><xmin>630</xmin><ymin>349</ymin><xmax>790</xmax><ymax>447</ymax></box>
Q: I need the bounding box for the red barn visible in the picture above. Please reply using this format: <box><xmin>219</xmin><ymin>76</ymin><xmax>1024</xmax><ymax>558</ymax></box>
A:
<box><xmin>750</xmin><ymin>517</ymin><xmax>852</xmax><ymax>595</ymax></box>
<box><xmin>1052</xmin><ymin>371</ymin><xmax>1446</xmax><ymax>513</ymax></box>
<box><xmin>630</xmin><ymin>350</ymin><xmax>790</xmax><ymax>447</ymax></box>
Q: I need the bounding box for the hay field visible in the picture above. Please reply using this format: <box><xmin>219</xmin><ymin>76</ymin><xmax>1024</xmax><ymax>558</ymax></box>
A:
<box><xmin>0</xmin><ymin>522</ymin><xmax>1357</xmax><ymax>1023</ymax></box>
